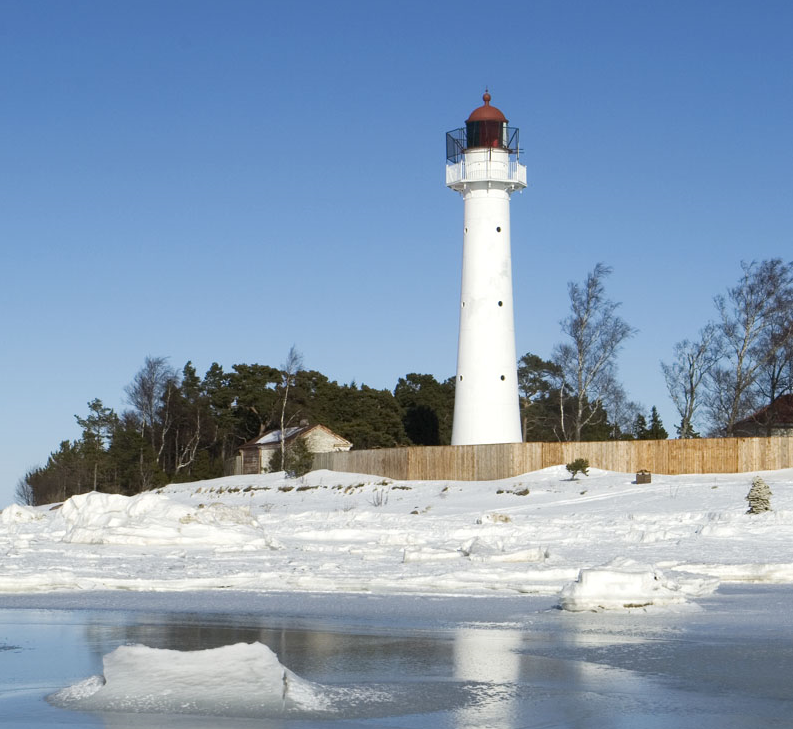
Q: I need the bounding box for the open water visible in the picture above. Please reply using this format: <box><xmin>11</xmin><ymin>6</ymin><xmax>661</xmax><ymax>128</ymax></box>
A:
<box><xmin>0</xmin><ymin>586</ymin><xmax>791</xmax><ymax>728</ymax></box>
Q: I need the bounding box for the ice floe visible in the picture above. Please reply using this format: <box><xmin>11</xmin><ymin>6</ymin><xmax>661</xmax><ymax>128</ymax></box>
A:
<box><xmin>50</xmin><ymin>642</ymin><xmax>329</xmax><ymax>716</ymax></box>
<box><xmin>559</xmin><ymin>558</ymin><xmax>720</xmax><ymax>611</ymax></box>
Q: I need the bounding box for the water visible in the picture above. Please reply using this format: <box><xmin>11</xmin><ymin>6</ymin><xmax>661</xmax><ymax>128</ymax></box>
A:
<box><xmin>1</xmin><ymin>587</ymin><xmax>792</xmax><ymax>728</ymax></box>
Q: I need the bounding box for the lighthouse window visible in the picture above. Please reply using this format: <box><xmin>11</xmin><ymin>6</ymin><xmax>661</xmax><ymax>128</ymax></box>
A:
<box><xmin>496</xmin><ymin>226</ymin><xmax>502</xmax><ymax>232</ymax></box>
<box><xmin>500</xmin><ymin>375</ymin><xmax>506</xmax><ymax>381</ymax></box>
<box><xmin>464</xmin><ymin>227</ymin><xmax>468</xmax><ymax>233</ymax></box>
<box><xmin>497</xmin><ymin>301</ymin><xmax>503</xmax><ymax>307</ymax></box>
<box><xmin>459</xmin><ymin>375</ymin><xmax>463</xmax><ymax>381</ymax></box>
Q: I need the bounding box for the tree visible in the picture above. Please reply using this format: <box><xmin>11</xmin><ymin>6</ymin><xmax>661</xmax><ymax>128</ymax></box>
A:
<box><xmin>632</xmin><ymin>413</ymin><xmax>649</xmax><ymax>440</ymax></box>
<box><xmin>75</xmin><ymin>398</ymin><xmax>118</xmax><ymax>491</ymax></box>
<box><xmin>706</xmin><ymin>259</ymin><xmax>793</xmax><ymax>435</ymax></box>
<box><xmin>107</xmin><ymin>412</ymin><xmax>165</xmax><ymax>494</ymax></box>
<box><xmin>278</xmin><ymin>346</ymin><xmax>304</xmax><ymax>468</ymax></box>
<box><xmin>15</xmin><ymin>475</ymin><xmax>34</xmax><ymax>506</ymax></box>
<box><xmin>553</xmin><ymin>264</ymin><xmax>636</xmax><ymax>441</ymax></box>
<box><xmin>394</xmin><ymin>373</ymin><xmax>454</xmax><ymax>445</ymax></box>
<box><xmin>646</xmin><ymin>406</ymin><xmax>668</xmax><ymax>440</ymax></box>
<box><xmin>661</xmin><ymin>324</ymin><xmax>719</xmax><ymax>438</ymax></box>
<box><xmin>517</xmin><ymin>353</ymin><xmax>561</xmax><ymax>441</ymax></box>
<box><xmin>124</xmin><ymin>356</ymin><xmax>179</xmax><ymax>464</ymax></box>
<box><xmin>226</xmin><ymin>363</ymin><xmax>282</xmax><ymax>441</ymax></box>
<box><xmin>165</xmin><ymin>362</ymin><xmax>208</xmax><ymax>479</ymax></box>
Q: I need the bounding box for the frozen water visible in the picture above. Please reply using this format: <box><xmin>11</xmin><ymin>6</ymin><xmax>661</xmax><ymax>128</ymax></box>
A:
<box><xmin>1</xmin><ymin>587</ymin><xmax>792</xmax><ymax>728</ymax></box>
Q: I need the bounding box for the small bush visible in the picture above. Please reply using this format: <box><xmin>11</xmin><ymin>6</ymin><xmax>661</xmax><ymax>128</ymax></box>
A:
<box><xmin>566</xmin><ymin>458</ymin><xmax>590</xmax><ymax>480</ymax></box>
<box><xmin>270</xmin><ymin>439</ymin><xmax>314</xmax><ymax>478</ymax></box>
<box><xmin>746</xmin><ymin>476</ymin><xmax>772</xmax><ymax>514</ymax></box>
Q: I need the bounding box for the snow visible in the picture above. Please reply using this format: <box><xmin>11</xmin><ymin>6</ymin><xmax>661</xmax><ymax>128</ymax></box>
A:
<box><xmin>2</xmin><ymin>465</ymin><xmax>793</xmax><ymax>610</ymax></box>
<box><xmin>254</xmin><ymin>426</ymin><xmax>302</xmax><ymax>444</ymax></box>
<box><xmin>49</xmin><ymin>642</ymin><xmax>329</xmax><ymax>716</ymax></box>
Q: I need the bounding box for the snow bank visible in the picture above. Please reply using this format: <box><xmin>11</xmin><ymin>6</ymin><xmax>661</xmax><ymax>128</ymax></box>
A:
<box><xmin>2</xmin><ymin>467</ymin><xmax>792</xmax><ymax>599</ymax></box>
<box><xmin>50</xmin><ymin>642</ymin><xmax>328</xmax><ymax>716</ymax></box>
<box><xmin>59</xmin><ymin>491</ymin><xmax>279</xmax><ymax>548</ymax></box>
<box><xmin>1</xmin><ymin>503</ymin><xmax>43</xmax><ymax>525</ymax></box>
<box><xmin>559</xmin><ymin>558</ymin><xmax>719</xmax><ymax>611</ymax></box>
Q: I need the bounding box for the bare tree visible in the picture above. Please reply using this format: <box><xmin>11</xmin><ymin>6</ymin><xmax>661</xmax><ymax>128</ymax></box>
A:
<box><xmin>661</xmin><ymin>323</ymin><xmax>720</xmax><ymax>437</ymax></box>
<box><xmin>553</xmin><ymin>264</ymin><xmax>636</xmax><ymax>441</ymax></box>
<box><xmin>279</xmin><ymin>346</ymin><xmax>304</xmax><ymax>470</ymax></box>
<box><xmin>705</xmin><ymin>259</ymin><xmax>793</xmax><ymax>435</ymax></box>
<box><xmin>15</xmin><ymin>475</ymin><xmax>34</xmax><ymax>506</ymax></box>
<box><xmin>124</xmin><ymin>356</ymin><xmax>179</xmax><ymax>465</ymax></box>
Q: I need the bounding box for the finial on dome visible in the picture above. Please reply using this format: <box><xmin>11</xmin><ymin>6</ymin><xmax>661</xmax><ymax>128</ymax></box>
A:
<box><xmin>483</xmin><ymin>90</ymin><xmax>491</xmax><ymax>105</ymax></box>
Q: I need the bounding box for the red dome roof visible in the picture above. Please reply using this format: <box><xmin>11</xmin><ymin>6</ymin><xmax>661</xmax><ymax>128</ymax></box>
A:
<box><xmin>466</xmin><ymin>91</ymin><xmax>508</xmax><ymax>123</ymax></box>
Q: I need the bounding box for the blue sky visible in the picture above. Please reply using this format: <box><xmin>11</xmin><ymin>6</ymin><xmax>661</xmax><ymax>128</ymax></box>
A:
<box><xmin>2</xmin><ymin>0</ymin><xmax>792</xmax><ymax>505</ymax></box>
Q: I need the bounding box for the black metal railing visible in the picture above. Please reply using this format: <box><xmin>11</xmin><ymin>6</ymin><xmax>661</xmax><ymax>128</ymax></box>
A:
<box><xmin>445</xmin><ymin>126</ymin><xmax>521</xmax><ymax>163</ymax></box>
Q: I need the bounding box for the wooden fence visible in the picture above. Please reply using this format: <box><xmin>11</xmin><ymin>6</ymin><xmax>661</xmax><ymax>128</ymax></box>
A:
<box><xmin>312</xmin><ymin>437</ymin><xmax>793</xmax><ymax>481</ymax></box>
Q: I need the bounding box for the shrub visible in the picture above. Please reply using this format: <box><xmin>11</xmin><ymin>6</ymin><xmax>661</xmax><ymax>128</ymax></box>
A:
<box><xmin>746</xmin><ymin>476</ymin><xmax>772</xmax><ymax>514</ymax></box>
<box><xmin>566</xmin><ymin>458</ymin><xmax>590</xmax><ymax>480</ymax></box>
<box><xmin>270</xmin><ymin>438</ymin><xmax>314</xmax><ymax>478</ymax></box>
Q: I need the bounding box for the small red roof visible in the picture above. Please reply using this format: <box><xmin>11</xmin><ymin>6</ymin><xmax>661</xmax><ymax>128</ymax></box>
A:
<box><xmin>466</xmin><ymin>91</ymin><xmax>508</xmax><ymax>123</ymax></box>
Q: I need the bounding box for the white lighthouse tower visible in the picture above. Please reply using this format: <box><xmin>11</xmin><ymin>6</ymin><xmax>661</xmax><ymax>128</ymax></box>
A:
<box><xmin>446</xmin><ymin>92</ymin><xmax>526</xmax><ymax>446</ymax></box>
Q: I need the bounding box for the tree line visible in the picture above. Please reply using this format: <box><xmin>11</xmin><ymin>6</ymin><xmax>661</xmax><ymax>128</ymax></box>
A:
<box><xmin>18</xmin><ymin>258</ymin><xmax>792</xmax><ymax>505</ymax></box>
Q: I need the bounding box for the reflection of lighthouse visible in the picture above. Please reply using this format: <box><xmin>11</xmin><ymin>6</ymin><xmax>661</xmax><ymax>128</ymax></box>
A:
<box><xmin>446</xmin><ymin>92</ymin><xmax>526</xmax><ymax>446</ymax></box>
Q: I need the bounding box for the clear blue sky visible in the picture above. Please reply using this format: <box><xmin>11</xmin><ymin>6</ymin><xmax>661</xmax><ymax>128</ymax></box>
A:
<box><xmin>2</xmin><ymin>0</ymin><xmax>792</xmax><ymax>505</ymax></box>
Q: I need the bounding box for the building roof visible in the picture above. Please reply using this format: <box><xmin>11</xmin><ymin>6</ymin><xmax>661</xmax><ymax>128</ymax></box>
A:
<box><xmin>466</xmin><ymin>91</ymin><xmax>508</xmax><ymax>123</ymax></box>
<box><xmin>239</xmin><ymin>423</ymin><xmax>352</xmax><ymax>450</ymax></box>
<box><xmin>734</xmin><ymin>394</ymin><xmax>793</xmax><ymax>430</ymax></box>
<box><xmin>253</xmin><ymin>426</ymin><xmax>304</xmax><ymax>445</ymax></box>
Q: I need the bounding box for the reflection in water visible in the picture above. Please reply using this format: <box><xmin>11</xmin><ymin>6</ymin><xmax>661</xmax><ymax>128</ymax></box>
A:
<box><xmin>453</xmin><ymin>628</ymin><xmax>523</xmax><ymax>728</ymax></box>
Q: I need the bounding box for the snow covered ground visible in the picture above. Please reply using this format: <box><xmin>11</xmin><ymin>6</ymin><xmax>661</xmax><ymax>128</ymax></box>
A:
<box><xmin>2</xmin><ymin>466</ymin><xmax>792</xmax><ymax>611</ymax></box>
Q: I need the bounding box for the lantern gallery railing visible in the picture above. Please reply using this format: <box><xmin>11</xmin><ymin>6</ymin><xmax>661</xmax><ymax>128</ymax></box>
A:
<box><xmin>445</xmin><ymin>158</ymin><xmax>527</xmax><ymax>188</ymax></box>
<box><xmin>445</xmin><ymin>126</ymin><xmax>520</xmax><ymax>163</ymax></box>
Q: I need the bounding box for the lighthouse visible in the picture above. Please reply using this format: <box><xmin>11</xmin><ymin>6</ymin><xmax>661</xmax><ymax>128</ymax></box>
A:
<box><xmin>446</xmin><ymin>92</ymin><xmax>526</xmax><ymax>446</ymax></box>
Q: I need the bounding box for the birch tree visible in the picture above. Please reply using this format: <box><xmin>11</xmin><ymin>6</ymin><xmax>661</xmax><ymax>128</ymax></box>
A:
<box><xmin>705</xmin><ymin>259</ymin><xmax>793</xmax><ymax>435</ymax></box>
<box><xmin>661</xmin><ymin>323</ymin><xmax>720</xmax><ymax>438</ymax></box>
<box><xmin>553</xmin><ymin>264</ymin><xmax>636</xmax><ymax>441</ymax></box>
<box><xmin>279</xmin><ymin>345</ymin><xmax>304</xmax><ymax>470</ymax></box>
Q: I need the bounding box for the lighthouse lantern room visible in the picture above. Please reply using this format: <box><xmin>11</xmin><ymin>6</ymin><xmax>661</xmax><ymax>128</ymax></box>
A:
<box><xmin>446</xmin><ymin>92</ymin><xmax>526</xmax><ymax>446</ymax></box>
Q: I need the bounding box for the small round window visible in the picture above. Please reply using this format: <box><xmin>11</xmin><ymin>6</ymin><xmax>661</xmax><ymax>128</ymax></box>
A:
<box><xmin>496</xmin><ymin>226</ymin><xmax>502</xmax><ymax>232</ymax></box>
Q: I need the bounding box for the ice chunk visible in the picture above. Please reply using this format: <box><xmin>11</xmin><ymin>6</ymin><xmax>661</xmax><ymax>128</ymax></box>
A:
<box><xmin>559</xmin><ymin>558</ymin><xmax>719</xmax><ymax>611</ymax></box>
<box><xmin>50</xmin><ymin>642</ymin><xmax>329</xmax><ymax>716</ymax></box>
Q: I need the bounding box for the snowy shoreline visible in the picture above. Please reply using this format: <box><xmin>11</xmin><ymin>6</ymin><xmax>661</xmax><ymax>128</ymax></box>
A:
<box><xmin>2</xmin><ymin>466</ymin><xmax>792</xmax><ymax>612</ymax></box>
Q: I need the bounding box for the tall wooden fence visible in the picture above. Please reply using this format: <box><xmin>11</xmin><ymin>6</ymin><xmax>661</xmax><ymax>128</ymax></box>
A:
<box><xmin>313</xmin><ymin>437</ymin><xmax>793</xmax><ymax>481</ymax></box>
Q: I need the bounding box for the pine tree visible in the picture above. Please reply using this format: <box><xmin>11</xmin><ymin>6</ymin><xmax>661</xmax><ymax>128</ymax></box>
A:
<box><xmin>676</xmin><ymin>419</ymin><xmax>700</xmax><ymax>438</ymax></box>
<box><xmin>647</xmin><ymin>406</ymin><xmax>668</xmax><ymax>440</ymax></box>
<box><xmin>633</xmin><ymin>413</ymin><xmax>649</xmax><ymax>439</ymax></box>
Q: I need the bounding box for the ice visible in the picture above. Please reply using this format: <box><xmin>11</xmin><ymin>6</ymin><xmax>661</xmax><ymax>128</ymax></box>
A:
<box><xmin>50</xmin><ymin>642</ymin><xmax>329</xmax><ymax>716</ymax></box>
<box><xmin>559</xmin><ymin>557</ymin><xmax>720</xmax><ymax>611</ymax></box>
